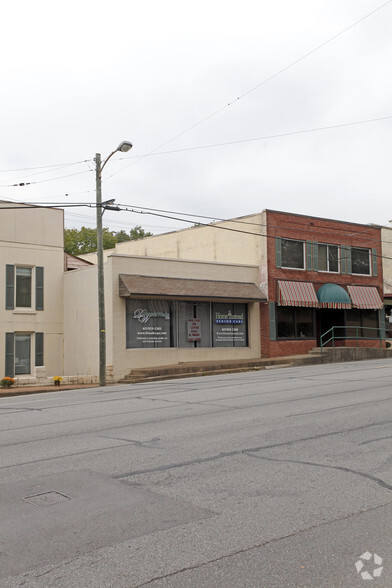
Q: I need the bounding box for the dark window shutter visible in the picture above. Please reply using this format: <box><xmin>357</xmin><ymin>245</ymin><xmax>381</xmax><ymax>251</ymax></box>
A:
<box><xmin>6</xmin><ymin>265</ymin><xmax>14</xmax><ymax>310</ymax></box>
<box><xmin>35</xmin><ymin>332</ymin><xmax>44</xmax><ymax>366</ymax></box>
<box><xmin>269</xmin><ymin>302</ymin><xmax>276</xmax><ymax>341</ymax></box>
<box><xmin>372</xmin><ymin>248</ymin><xmax>378</xmax><ymax>277</ymax></box>
<box><xmin>378</xmin><ymin>309</ymin><xmax>385</xmax><ymax>340</ymax></box>
<box><xmin>313</xmin><ymin>242</ymin><xmax>318</xmax><ymax>272</ymax></box>
<box><xmin>275</xmin><ymin>238</ymin><xmax>282</xmax><ymax>268</ymax></box>
<box><xmin>346</xmin><ymin>247</ymin><xmax>352</xmax><ymax>274</ymax></box>
<box><xmin>341</xmin><ymin>246</ymin><xmax>347</xmax><ymax>274</ymax></box>
<box><xmin>35</xmin><ymin>267</ymin><xmax>44</xmax><ymax>310</ymax></box>
<box><xmin>306</xmin><ymin>241</ymin><xmax>312</xmax><ymax>270</ymax></box>
<box><xmin>5</xmin><ymin>333</ymin><xmax>14</xmax><ymax>377</ymax></box>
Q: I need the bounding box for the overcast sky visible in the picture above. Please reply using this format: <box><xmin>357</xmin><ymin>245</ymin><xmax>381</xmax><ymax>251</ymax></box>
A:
<box><xmin>1</xmin><ymin>0</ymin><xmax>391</xmax><ymax>235</ymax></box>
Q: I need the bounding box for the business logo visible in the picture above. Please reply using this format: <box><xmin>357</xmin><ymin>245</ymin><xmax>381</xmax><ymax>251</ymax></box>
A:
<box><xmin>215</xmin><ymin>310</ymin><xmax>244</xmax><ymax>324</ymax></box>
<box><xmin>355</xmin><ymin>552</ymin><xmax>383</xmax><ymax>580</ymax></box>
<box><xmin>133</xmin><ymin>309</ymin><xmax>170</xmax><ymax>324</ymax></box>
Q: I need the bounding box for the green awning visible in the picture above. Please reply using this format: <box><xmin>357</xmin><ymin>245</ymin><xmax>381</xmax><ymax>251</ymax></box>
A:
<box><xmin>317</xmin><ymin>283</ymin><xmax>351</xmax><ymax>309</ymax></box>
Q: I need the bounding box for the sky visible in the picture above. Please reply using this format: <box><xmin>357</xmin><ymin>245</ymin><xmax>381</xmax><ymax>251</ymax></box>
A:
<box><xmin>1</xmin><ymin>0</ymin><xmax>392</xmax><ymax>235</ymax></box>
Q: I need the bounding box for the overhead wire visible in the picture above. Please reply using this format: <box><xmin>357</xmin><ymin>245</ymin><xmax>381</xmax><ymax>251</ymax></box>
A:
<box><xmin>105</xmin><ymin>0</ymin><xmax>392</xmax><ymax>181</ymax></box>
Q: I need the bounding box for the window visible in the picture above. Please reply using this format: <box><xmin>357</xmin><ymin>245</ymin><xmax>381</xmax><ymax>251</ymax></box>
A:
<box><xmin>15</xmin><ymin>268</ymin><xmax>32</xmax><ymax>307</ymax></box>
<box><xmin>281</xmin><ymin>239</ymin><xmax>305</xmax><ymax>269</ymax></box>
<box><xmin>5</xmin><ymin>332</ymin><xmax>44</xmax><ymax>377</ymax></box>
<box><xmin>277</xmin><ymin>306</ymin><xmax>315</xmax><ymax>339</ymax></box>
<box><xmin>318</xmin><ymin>244</ymin><xmax>339</xmax><ymax>273</ymax></box>
<box><xmin>5</xmin><ymin>265</ymin><xmax>44</xmax><ymax>310</ymax></box>
<box><xmin>126</xmin><ymin>299</ymin><xmax>176</xmax><ymax>348</ymax></box>
<box><xmin>345</xmin><ymin>310</ymin><xmax>378</xmax><ymax>338</ymax></box>
<box><xmin>212</xmin><ymin>303</ymin><xmax>248</xmax><ymax>347</ymax></box>
<box><xmin>15</xmin><ymin>334</ymin><xmax>31</xmax><ymax>375</ymax></box>
<box><xmin>351</xmin><ymin>248</ymin><xmax>370</xmax><ymax>275</ymax></box>
<box><xmin>125</xmin><ymin>300</ymin><xmax>249</xmax><ymax>349</ymax></box>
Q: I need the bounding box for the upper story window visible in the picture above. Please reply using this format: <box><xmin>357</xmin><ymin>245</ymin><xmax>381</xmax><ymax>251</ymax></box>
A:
<box><xmin>318</xmin><ymin>244</ymin><xmax>339</xmax><ymax>273</ymax></box>
<box><xmin>351</xmin><ymin>247</ymin><xmax>370</xmax><ymax>275</ymax></box>
<box><xmin>6</xmin><ymin>265</ymin><xmax>44</xmax><ymax>310</ymax></box>
<box><xmin>281</xmin><ymin>239</ymin><xmax>305</xmax><ymax>269</ymax></box>
<box><xmin>15</xmin><ymin>267</ymin><xmax>32</xmax><ymax>307</ymax></box>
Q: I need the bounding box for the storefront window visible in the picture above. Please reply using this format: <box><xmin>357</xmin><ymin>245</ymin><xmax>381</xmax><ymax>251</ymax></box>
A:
<box><xmin>212</xmin><ymin>303</ymin><xmax>248</xmax><ymax>347</ymax></box>
<box><xmin>277</xmin><ymin>307</ymin><xmax>314</xmax><ymax>338</ymax></box>
<box><xmin>177</xmin><ymin>302</ymin><xmax>211</xmax><ymax>348</ymax></box>
<box><xmin>126</xmin><ymin>300</ymin><xmax>249</xmax><ymax>349</ymax></box>
<box><xmin>126</xmin><ymin>299</ymin><xmax>176</xmax><ymax>348</ymax></box>
<box><xmin>345</xmin><ymin>309</ymin><xmax>378</xmax><ymax>338</ymax></box>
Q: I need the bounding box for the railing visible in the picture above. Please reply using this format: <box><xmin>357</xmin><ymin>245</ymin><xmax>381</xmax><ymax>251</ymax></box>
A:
<box><xmin>320</xmin><ymin>325</ymin><xmax>385</xmax><ymax>352</ymax></box>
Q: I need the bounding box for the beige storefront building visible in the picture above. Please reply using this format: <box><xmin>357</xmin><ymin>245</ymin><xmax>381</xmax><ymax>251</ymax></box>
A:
<box><xmin>64</xmin><ymin>253</ymin><xmax>264</xmax><ymax>382</ymax></box>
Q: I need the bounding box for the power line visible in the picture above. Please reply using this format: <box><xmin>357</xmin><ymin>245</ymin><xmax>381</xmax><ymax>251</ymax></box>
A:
<box><xmin>0</xmin><ymin>169</ymin><xmax>93</xmax><ymax>188</ymax></box>
<box><xmin>0</xmin><ymin>159</ymin><xmax>90</xmax><ymax>173</ymax></box>
<box><xmin>106</xmin><ymin>0</ymin><xmax>392</xmax><ymax>181</ymax></box>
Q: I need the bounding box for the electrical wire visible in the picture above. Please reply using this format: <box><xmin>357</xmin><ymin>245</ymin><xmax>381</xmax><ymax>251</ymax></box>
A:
<box><xmin>105</xmin><ymin>0</ymin><xmax>392</xmax><ymax>181</ymax></box>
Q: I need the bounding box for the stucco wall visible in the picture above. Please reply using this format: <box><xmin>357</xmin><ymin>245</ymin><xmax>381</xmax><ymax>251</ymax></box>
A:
<box><xmin>0</xmin><ymin>204</ymin><xmax>64</xmax><ymax>380</ymax></box>
<box><xmin>81</xmin><ymin>213</ymin><xmax>264</xmax><ymax>266</ymax></box>
<box><xmin>63</xmin><ymin>264</ymin><xmax>99</xmax><ymax>377</ymax></box>
<box><xmin>64</xmin><ymin>254</ymin><xmax>263</xmax><ymax>381</ymax></box>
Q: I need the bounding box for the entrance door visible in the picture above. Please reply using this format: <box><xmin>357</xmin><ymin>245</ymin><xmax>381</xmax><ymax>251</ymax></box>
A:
<box><xmin>317</xmin><ymin>309</ymin><xmax>345</xmax><ymax>346</ymax></box>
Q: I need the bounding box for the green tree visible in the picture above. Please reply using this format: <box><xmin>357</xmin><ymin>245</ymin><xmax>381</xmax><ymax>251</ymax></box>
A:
<box><xmin>64</xmin><ymin>225</ymin><xmax>152</xmax><ymax>255</ymax></box>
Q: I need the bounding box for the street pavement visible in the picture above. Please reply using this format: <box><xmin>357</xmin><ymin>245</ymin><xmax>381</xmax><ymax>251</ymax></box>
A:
<box><xmin>1</xmin><ymin>359</ymin><xmax>392</xmax><ymax>587</ymax></box>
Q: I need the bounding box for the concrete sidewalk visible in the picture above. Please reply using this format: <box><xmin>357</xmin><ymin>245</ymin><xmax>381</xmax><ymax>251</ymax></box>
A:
<box><xmin>0</xmin><ymin>383</ymin><xmax>98</xmax><ymax>398</ymax></box>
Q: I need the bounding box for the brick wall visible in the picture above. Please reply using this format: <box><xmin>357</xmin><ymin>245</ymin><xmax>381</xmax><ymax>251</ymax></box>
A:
<box><xmin>260</xmin><ymin>210</ymin><xmax>383</xmax><ymax>358</ymax></box>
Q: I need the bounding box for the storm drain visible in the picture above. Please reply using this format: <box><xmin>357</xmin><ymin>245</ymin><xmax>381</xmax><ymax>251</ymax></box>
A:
<box><xmin>23</xmin><ymin>491</ymin><xmax>71</xmax><ymax>507</ymax></box>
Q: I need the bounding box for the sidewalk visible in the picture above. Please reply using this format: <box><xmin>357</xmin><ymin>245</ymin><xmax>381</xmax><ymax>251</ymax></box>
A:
<box><xmin>0</xmin><ymin>383</ymin><xmax>98</xmax><ymax>399</ymax></box>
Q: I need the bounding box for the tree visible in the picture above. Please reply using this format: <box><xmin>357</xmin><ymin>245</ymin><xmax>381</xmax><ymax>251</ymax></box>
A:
<box><xmin>64</xmin><ymin>225</ymin><xmax>152</xmax><ymax>256</ymax></box>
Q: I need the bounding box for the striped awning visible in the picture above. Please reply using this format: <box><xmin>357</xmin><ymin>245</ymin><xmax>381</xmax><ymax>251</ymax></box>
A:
<box><xmin>278</xmin><ymin>281</ymin><xmax>319</xmax><ymax>308</ymax></box>
<box><xmin>346</xmin><ymin>286</ymin><xmax>383</xmax><ymax>309</ymax></box>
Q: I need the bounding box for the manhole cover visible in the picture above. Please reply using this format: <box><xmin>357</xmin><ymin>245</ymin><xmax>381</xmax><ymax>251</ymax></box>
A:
<box><xmin>23</xmin><ymin>491</ymin><xmax>71</xmax><ymax>507</ymax></box>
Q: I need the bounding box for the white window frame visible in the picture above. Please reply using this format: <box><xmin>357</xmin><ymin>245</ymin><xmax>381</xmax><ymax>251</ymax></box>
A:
<box><xmin>318</xmin><ymin>243</ymin><xmax>340</xmax><ymax>274</ymax></box>
<box><xmin>14</xmin><ymin>265</ymin><xmax>34</xmax><ymax>310</ymax></box>
<box><xmin>351</xmin><ymin>247</ymin><xmax>371</xmax><ymax>276</ymax></box>
<box><xmin>281</xmin><ymin>238</ymin><xmax>306</xmax><ymax>270</ymax></box>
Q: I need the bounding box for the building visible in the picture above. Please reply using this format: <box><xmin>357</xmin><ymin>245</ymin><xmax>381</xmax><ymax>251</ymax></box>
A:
<box><xmin>0</xmin><ymin>202</ymin><xmax>65</xmax><ymax>383</ymax></box>
<box><xmin>81</xmin><ymin>209</ymin><xmax>385</xmax><ymax>369</ymax></box>
<box><xmin>64</xmin><ymin>254</ymin><xmax>265</xmax><ymax>382</ymax></box>
<box><xmin>1</xmin><ymin>204</ymin><xmax>387</xmax><ymax>385</ymax></box>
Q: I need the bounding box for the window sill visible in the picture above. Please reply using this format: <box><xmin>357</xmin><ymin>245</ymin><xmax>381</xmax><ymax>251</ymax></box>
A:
<box><xmin>12</xmin><ymin>309</ymin><xmax>37</xmax><ymax>315</ymax></box>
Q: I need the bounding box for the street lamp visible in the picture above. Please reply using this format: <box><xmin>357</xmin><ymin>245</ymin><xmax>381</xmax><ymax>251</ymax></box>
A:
<box><xmin>95</xmin><ymin>141</ymin><xmax>133</xmax><ymax>386</ymax></box>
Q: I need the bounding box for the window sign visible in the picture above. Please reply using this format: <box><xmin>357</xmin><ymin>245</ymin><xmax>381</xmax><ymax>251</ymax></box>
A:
<box><xmin>126</xmin><ymin>299</ymin><xmax>176</xmax><ymax>348</ymax></box>
<box><xmin>187</xmin><ymin>318</ymin><xmax>201</xmax><ymax>341</ymax></box>
<box><xmin>212</xmin><ymin>303</ymin><xmax>248</xmax><ymax>347</ymax></box>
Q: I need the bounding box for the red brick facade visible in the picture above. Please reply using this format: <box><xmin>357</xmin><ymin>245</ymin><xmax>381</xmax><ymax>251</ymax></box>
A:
<box><xmin>261</xmin><ymin>210</ymin><xmax>384</xmax><ymax>358</ymax></box>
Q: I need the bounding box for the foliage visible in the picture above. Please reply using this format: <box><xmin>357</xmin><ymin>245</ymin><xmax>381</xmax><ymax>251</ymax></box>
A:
<box><xmin>64</xmin><ymin>225</ymin><xmax>152</xmax><ymax>256</ymax></box>
<box><xmin>1</xmin><ymin>377</ymin><xmax>15</xmax><ymax>388</ymax></box>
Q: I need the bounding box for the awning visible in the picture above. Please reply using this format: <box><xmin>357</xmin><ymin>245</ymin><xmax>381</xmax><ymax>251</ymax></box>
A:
<box><xmin>278</xmin><ymin>281</ymin><xmax>319</xmax><ymax>307</ymax></box>
<box><xmin>119</xmin><ymin>274</ymin><xmax>266</xmax><ymax>301</ymax></box>
<box><xmin>317</xmin><ymin>283</ymin><xmax>351</xmax><ymax>309</ymax></box>
<box><xmin>347</xmin><ymin>285</ymin><xmax>383</xmax><ymax>309</ymax></box>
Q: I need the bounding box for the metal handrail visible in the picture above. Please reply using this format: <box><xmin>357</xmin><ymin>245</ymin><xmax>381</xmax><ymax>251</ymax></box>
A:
<box><xmin>320</xmin><ymin>325</ymin><xmax>385</xmax><ymax>352</ymax></box>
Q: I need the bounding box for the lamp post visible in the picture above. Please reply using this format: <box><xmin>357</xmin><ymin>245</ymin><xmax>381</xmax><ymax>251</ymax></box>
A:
<box><xmin>95</xmin><ymin>141</ymin><xmax>133</xmax><ymax>386</ymax></box>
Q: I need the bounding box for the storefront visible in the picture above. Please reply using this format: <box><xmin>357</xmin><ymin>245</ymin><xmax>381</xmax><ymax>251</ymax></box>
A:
<box><xmin>274</xmin><ymin>280</ymin><xmax>384</xmax><ymax>348</ymax></box>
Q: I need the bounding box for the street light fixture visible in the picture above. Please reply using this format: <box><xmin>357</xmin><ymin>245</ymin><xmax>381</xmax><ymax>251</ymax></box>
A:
<box><xmin>95</xmin><ymin>140</ymin><xmax>133</xmax><ymax>386</ymax></box>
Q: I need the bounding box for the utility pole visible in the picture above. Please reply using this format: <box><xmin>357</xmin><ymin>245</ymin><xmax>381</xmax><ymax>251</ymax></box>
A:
<box><xmin>95</xmin><ymin>153</ymin><xmax>106</xmax><ymax>387</ymax></box>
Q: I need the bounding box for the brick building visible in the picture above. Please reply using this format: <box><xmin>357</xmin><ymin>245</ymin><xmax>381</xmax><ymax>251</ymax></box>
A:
<box><xmin>262</xmin><ymin>210</ymin><xmax>384</xmax><ymax>357</ymax></box>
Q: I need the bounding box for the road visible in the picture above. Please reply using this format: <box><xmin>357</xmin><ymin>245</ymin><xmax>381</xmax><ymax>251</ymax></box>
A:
<box><xmin>1</xmin><ymin>359</ymin><xmax>392</xmax><ymax>587</ymax></box>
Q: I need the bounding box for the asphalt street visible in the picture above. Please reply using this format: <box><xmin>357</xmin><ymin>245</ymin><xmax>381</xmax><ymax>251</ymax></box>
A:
<box><xmin>1</xmin><ymin>359</ymin><xmax>392</xmax><ymax>587</ymax></box>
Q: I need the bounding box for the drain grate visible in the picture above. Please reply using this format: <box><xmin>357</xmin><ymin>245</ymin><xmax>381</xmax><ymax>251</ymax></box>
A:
<box><xmin>23</xmin><ymin>491</ymin><xmax>71</xmax><ymax>507</ymax></box>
